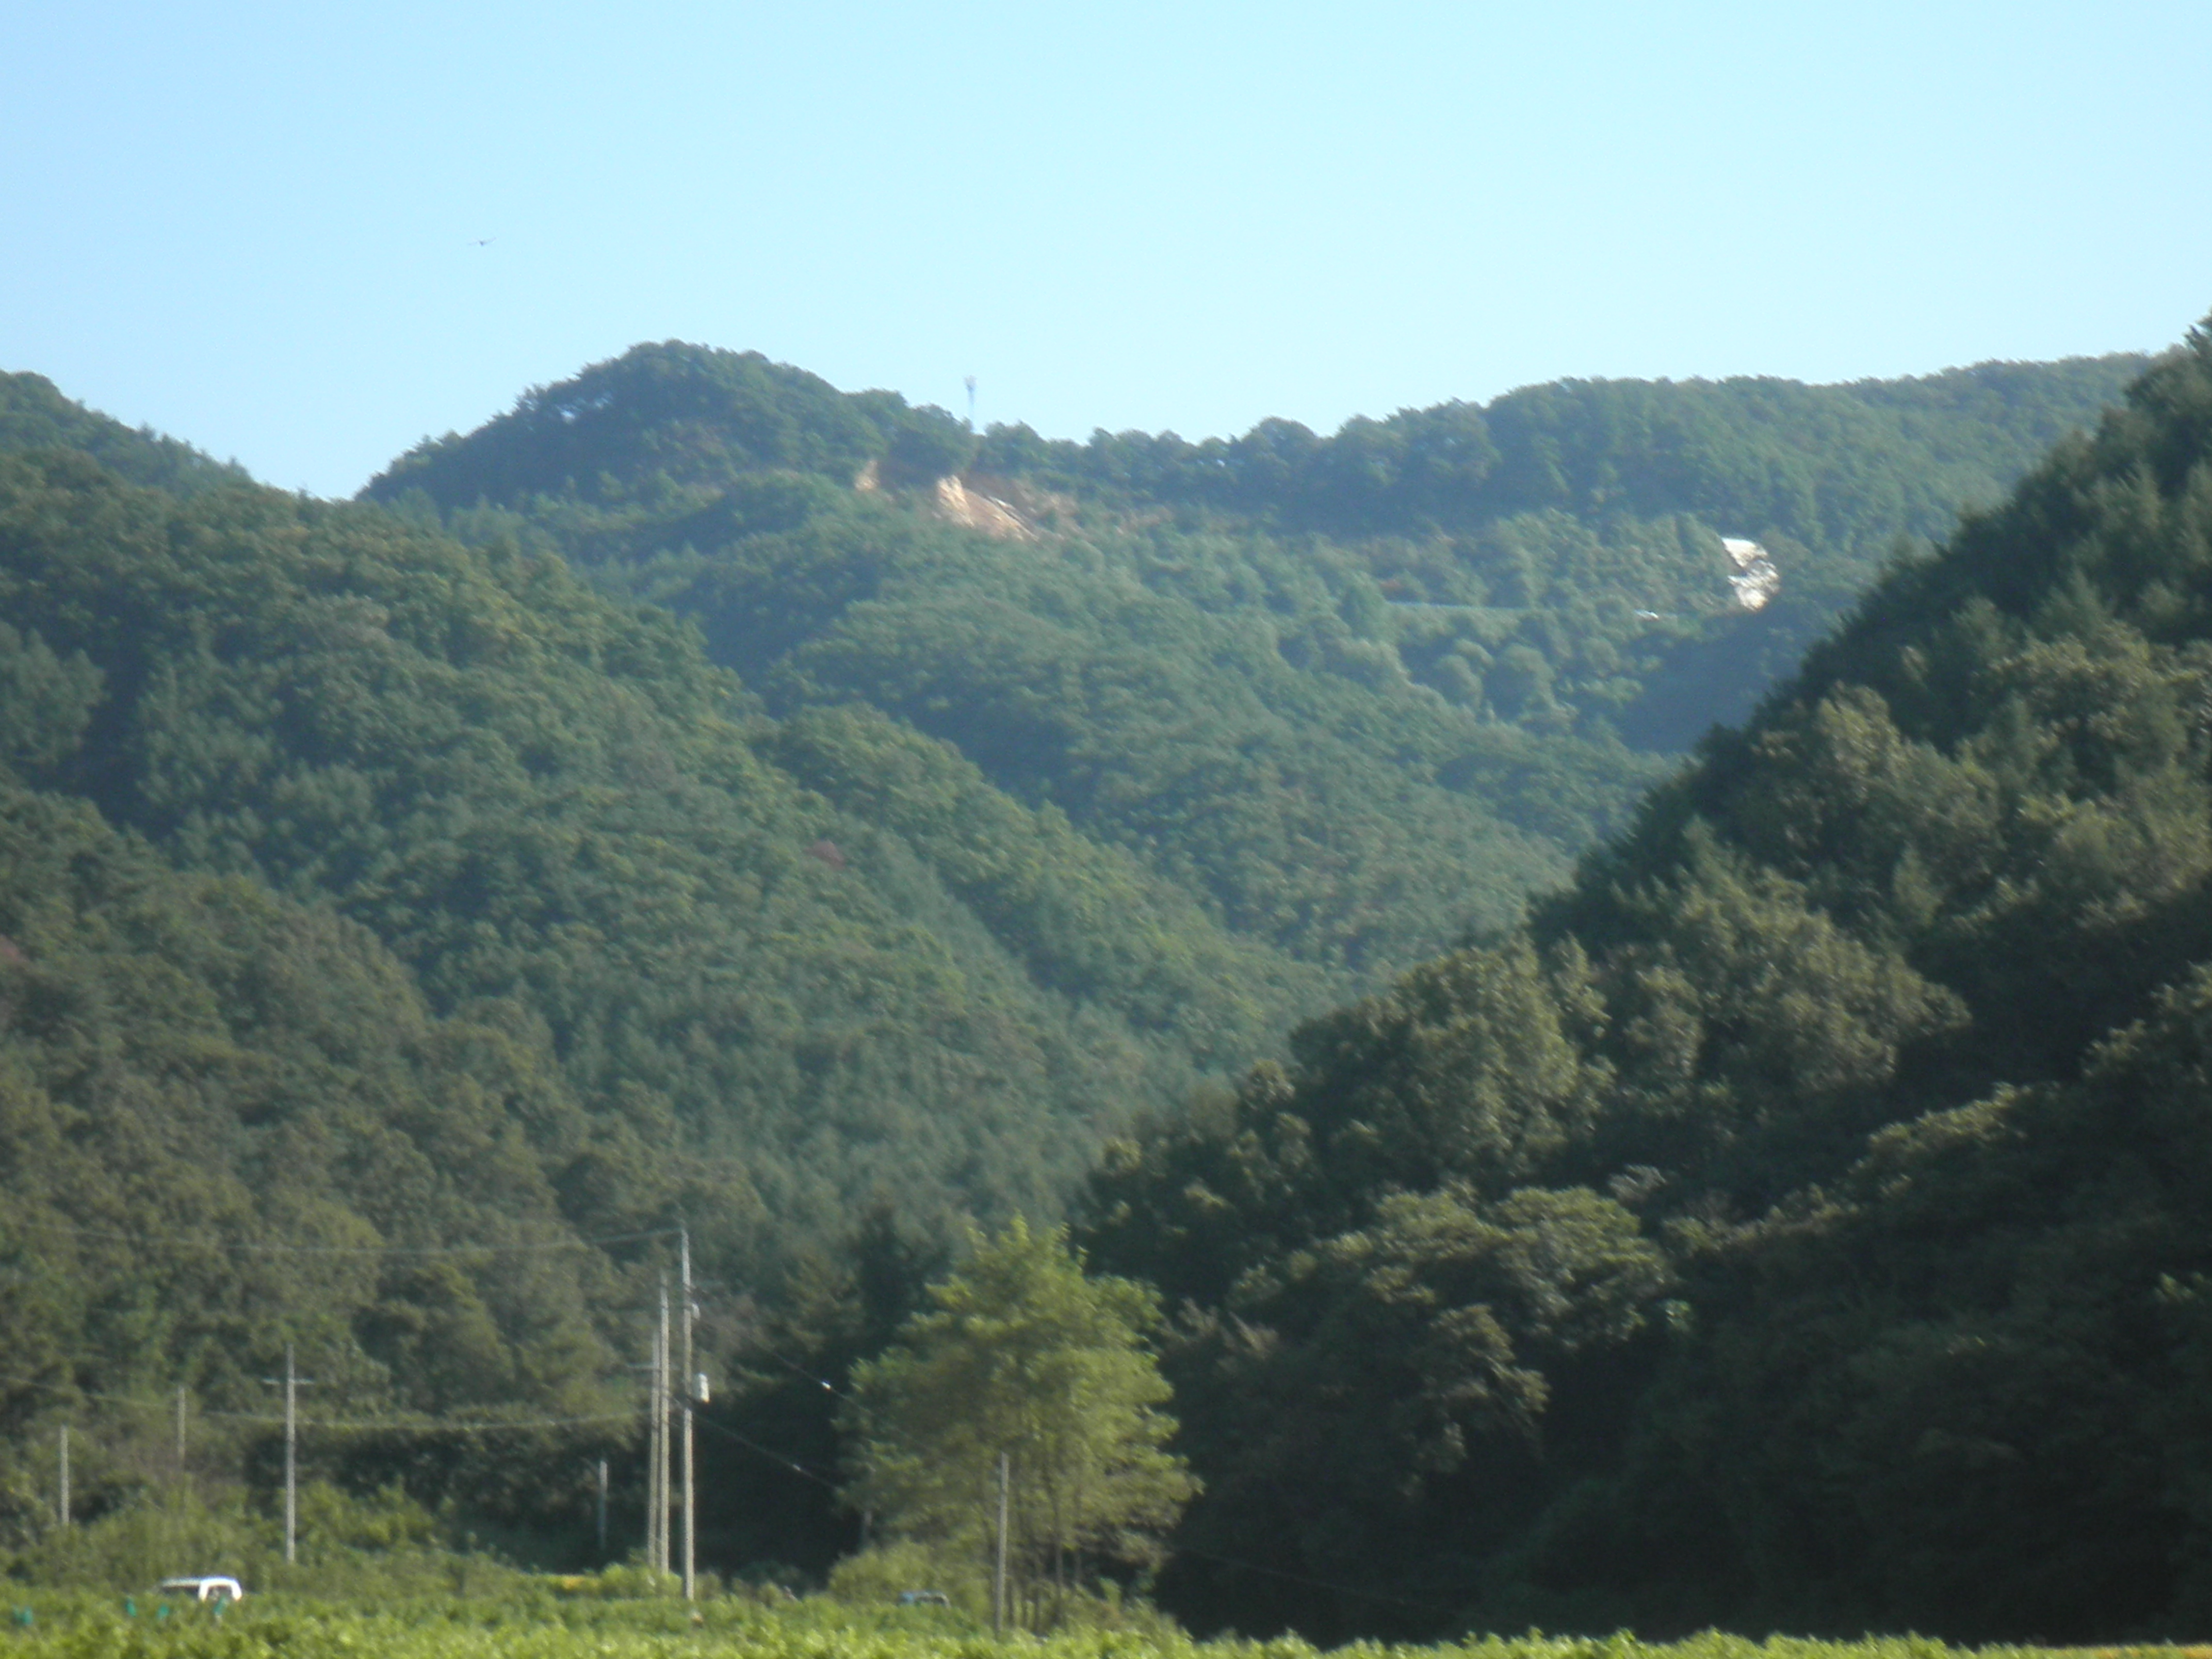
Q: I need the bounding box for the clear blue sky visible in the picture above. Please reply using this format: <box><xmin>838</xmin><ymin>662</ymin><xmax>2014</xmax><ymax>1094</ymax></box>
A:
<box><xmin>5</xmin><ymin>0</ymin><xmax>2207</xmax><ymax>497</ymax></box>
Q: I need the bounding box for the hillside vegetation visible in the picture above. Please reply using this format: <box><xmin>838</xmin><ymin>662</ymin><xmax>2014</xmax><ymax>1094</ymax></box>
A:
<box><xmin>1076</xmin><ymin>325</ymin><xmax>2212</xmax><ymax>1641</ymax></box>
<box><xmin>352</xmin><ymin>340</ymin><xmax>2157</xmax><ymax>1623</ymax></box>
<box><xmin>0</xmin><ymin>430</ymin><xmax>1308</xmax><ymax>1545</ymax></box>
<box><xmin>1</xmin><ymin>372</ymin><xmax>248</xmax><ymax>497</ymax></box>
<box><xmin>369</xmin><ymin>345</ymin><xmax>2139</xmax><ymax>978</ymax></box>
<box><xmin>0</xmin><ymin>445</ymin><xmax>1323</xmax><ymax>1252</ymax></box>
<box><xmin>0</xmin><ymin>339</ymin><xmax>2166</xmax><ymax>1624</ymax></box>
<box><xmin>0</xmin><ymin>775</ymin><xmax>613</xmax><ymax>1410</ymax></box>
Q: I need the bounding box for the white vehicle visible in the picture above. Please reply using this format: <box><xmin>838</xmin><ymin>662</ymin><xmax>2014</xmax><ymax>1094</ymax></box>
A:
<box><xmin>157</xmin><ymin>1577</ymin><xmax>243</xmax><ymax>1604</ymax></box>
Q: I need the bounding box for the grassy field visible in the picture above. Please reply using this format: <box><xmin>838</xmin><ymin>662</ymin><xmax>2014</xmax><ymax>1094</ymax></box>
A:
<box><xmin>0</xmin><ymin>1590</ymin><xmax>2201</xmax><ymax>1659</ymax></box>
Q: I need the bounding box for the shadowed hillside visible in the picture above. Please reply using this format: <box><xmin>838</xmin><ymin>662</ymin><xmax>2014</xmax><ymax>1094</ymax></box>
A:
<box><xmin>1077</xmin><ymin>324</ymin><xmax>2212</xmax><ymax>1642</ymax></box>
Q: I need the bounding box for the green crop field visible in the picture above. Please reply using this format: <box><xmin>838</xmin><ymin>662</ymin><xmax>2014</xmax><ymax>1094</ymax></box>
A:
<box><xmin>0</xmin><ymin>1593</ymin><xmax>2198</xmax><ymax>1659</ymax></box>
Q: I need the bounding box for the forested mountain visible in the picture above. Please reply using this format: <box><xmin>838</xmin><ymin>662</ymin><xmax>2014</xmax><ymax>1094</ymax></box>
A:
<box><xmin>0</xmin><ymin>337</ymin><xmax>2160</xmax><ymax>1602</ymax></box>
<box><xmin>0</xmin><ymin>774</ymin><xmax>615</xmax><ymax>1411</ymax></box>
<box><xmin>1</xmin><ymin>371</ymin><xmax>248</xmax><ymax>497</ymax></box>
<box><xmin>0</xmin><ymin>431</ymin><xmax>1319</xmax><ymax>1542</ymax></box>
<box><xmin>1074</xmin><ymin>323</ymin><xmax>2212</xmax><ymax>1641</ymax></box>
<box><xmin>0</xmin><ymin>447</ymin><xmax>1327</xmax><ymax>1258</ymax></box>
<box><xmin>369</xmin><ymin>345</ymin><xmax>2140</xmax><ymax>981</ymax></box>
<box><xmin>350</xmin><ymin>339</ymin><xmax>2158</xmax><ymax>1613</ymax></box>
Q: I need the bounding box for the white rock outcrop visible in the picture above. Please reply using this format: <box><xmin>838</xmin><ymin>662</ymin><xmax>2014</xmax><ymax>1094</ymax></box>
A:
<box><xmin>1721</xmin><ymin>536</ymin><xmax>1781</xmax><ymax>611</ymax></box>
<box><xmin>934</xmin><ymin>475</ymin><xmax>1036</xmax><ymax>541</ymax></box>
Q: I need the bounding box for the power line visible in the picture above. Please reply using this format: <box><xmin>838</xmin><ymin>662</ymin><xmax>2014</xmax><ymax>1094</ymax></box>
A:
<box><xmin>8</xmin><ymin>1375</ymin><xmax>1436</xmax><ymax>1615</ymax></box>
<box><xmin>5</xmin><ymin>1365</ymin><xmax>829</xmax><ymax>1471</ymax></box>
<box><xmin>0</xmin><ymin>1219</ymin><xmax>695</xmax><ymax>1438</ymax></box>
<box><xmin>0</xmin><ymin>1219</ymin><xmax>684</xmax><ymax>1258</ymax></box>
<box><xmin>738</xmin><ymin>1340</ymin><xmax>891</xmax><ymax>1428</ymax></box>
<box><xmin>759</xmin><ymin>1347</ymin><xmax>861</xmax><ymax>1405</ymax></box>
<box><xmin>689</xmin><ymin>1412</ymin><xmax>839</xmax><ymax>1492</ymax></box>
<box><xmin>0</xmin><ymin>1372</ymin><xmax>633</xmax><ymax>1435</ymax></box>
<box><xmin>680</xmin><ymin>1282</ymin><xmax>887</xmax><ymax>1426</ymax></box>
<box><xmin>254</xmin><ymin>1411</ymin><xmax>637</xmax><ymax>1434</ymax></box>
<box><xmin>730</xmin><ymin>1349</ymin><xmax>1449</xmax><ymax>1616</ymax></box>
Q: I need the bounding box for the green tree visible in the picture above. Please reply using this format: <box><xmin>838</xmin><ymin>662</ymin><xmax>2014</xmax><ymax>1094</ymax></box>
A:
<box><xmin>843</xmin><ymin>1218</ymin><xmax>1195</xmax><ymax>1627</ymax></box>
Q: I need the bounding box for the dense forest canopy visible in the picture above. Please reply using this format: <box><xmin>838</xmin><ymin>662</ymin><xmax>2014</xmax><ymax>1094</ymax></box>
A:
<box><xmin>0</xmin><ymin>761</ymin><xmax>632</xmax><ymax>1544</ymax></box>
<box><xmin>0</xmin><ymin>447</ymin><xmax>1301</xmax><ymax>1261</ymax></box>
<box><xmin>0</xmin><ymin>427</ymin><xmax>1311</xmax><ymax>1546</ymax></box>
<box><xmin>981</xmin><ymin>359</ymin><xmax>2138</xmax><ymax>566</ymax></box>
<box><xmin>0</xmin><ymin>332</ymin><xmax>2182</xmax><ymax>1636</ymax></box>
<box><xmin>367</xmin><ymin>341</ymin><xmax>2140</xmax><ymax>977</ymax></box>
<box><xmin>0</xmin><ymin>372</ymin><xmax>248</xmax><ymax>498</ymax></box>
<box><xmin>1074</xmin><ymin>324</ymin><xmax>2212</xmax><ymax>1641</ymax></box>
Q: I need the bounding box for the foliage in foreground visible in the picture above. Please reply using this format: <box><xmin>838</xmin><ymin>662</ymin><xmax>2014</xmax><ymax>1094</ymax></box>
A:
<box><xmin>3</xmin><ymin>1483</ymin><xmax>537</xmax><ymax>1603</ymax></box>
<box><xmin>845</xmin><ymin>1221</ymin><xmax>1194</xmax><ymax>1630</ymax></box>
<box><xmin>1</xmin><ymin>1587</ymin><xmax>2205</xmax><ymax>1659</ymax></box>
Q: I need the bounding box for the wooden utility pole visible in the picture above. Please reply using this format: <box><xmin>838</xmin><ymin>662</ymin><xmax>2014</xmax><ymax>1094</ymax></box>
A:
<box><xmin>57</xmin><ymin>1426</ymin><xmax>69</xmax><ymax>1530</ymax></box>
<box><xmin>175</xmin><ymin>1386</ymin><xmax>188</xmax><ymax>1472</ymax></box>
<box><xmin>993</xmin><ymin>1451</ymin><xmax>1010</xmax><ymax>1638</ymax></box>
<box><xmin>680</xmin><ymin>1226</ymin><xmax>695</xmax><ymax>1602</ymax></box>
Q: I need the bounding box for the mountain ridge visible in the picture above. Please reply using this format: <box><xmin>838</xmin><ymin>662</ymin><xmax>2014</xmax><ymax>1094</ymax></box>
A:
<box><xmin>363</xmin><ymin>341</ymin><xmax>2141</xmax><ymax>990</ymax></box>
<box><xmin>0</xmin><ymin>339</ymin><xmax>2170</xmax><ymax>1602</ymax></box>
<box><xmin>1073</xmin><ymin>322</ymin><xmax>2212</xmax><ymax>1641</ymax></box>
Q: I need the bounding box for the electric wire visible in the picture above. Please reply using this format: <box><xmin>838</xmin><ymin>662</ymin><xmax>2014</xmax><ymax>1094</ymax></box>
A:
<box><xmin>0</xmin><ymin>1372</ymin><xmax>632</xmax><ymax>1434</ymax></box>
<box><xmin>5</xmin><ymin>1243</ymin><xmax>1426</xmax><ymax>1617</ymax></box>
<box><xmin>0</xmin><ymin>1218</ymin><xmax>684</xmax><ymax>1258</ymax></box>
<box><xmin>687</xmin><ymin>1413</ymin><xmax>839</xmax><ymax>1492</ymax></box>
<box><xmin>754</xmin><ymin>1346</ymin><xmax>879</xmax><ymax>1422</ymax></box>
<box><xmin>7</xmin><ymin>1370</ymin><xmax>1457</xmax><ymax>1615</ymax></box>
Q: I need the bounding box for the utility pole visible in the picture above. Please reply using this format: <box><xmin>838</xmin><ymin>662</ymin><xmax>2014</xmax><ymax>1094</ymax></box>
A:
<box><xmin>57</xmin><ymin>1426</ymin><xmax>69</xmax><ymax>1531</ymax></box>
<box><xmin>262</xmin><ymin>1348</ymin><xmax>315</xmax><ymax>1566</ymax></box>
<box><xmin>284</xmin><ymin>1345</ymin><xmax>298</xmax><ymax>1565</ymax></box>
<box><xmin>655</xmin><ymin>1278</ymin><xmax>672</xmax><ymax>1579</ymax></box>
<box><xmin>644</xmin><ymin>1320</ymin><xmax>662</xmax><ymax>1574</ymax></box>
<box><xmin>680</xmin><ymin>1226</ymin><xmax>695</xmax><ymax>1602</ymax></box>
<box><xmin>993</xmin><ymin>1451</ymin><xmax>1010</xmax><ymax>1638</ymax></box>
<box><xmin>595</xmin><ymin>1458</ymin><xmax>609</xmax><ymax>1562</ymax></box>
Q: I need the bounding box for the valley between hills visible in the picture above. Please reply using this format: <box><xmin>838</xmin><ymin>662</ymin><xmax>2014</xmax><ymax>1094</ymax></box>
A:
<box><xmin>9</xmin><ymin>330</ymin><xmax>2212</xmax><ymax>1640</ymax></box>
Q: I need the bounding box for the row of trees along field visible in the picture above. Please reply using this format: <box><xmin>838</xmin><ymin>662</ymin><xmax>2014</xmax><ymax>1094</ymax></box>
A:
<box><xmin>0</xmin><ymin>1591</ymin><xmax>2116</xmax><ymax>1659</ymax></box>
<box><xmin>0</xmin><ymin>329</ymin><xmax>2176</xmax><ymax>1637</ymax></box>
